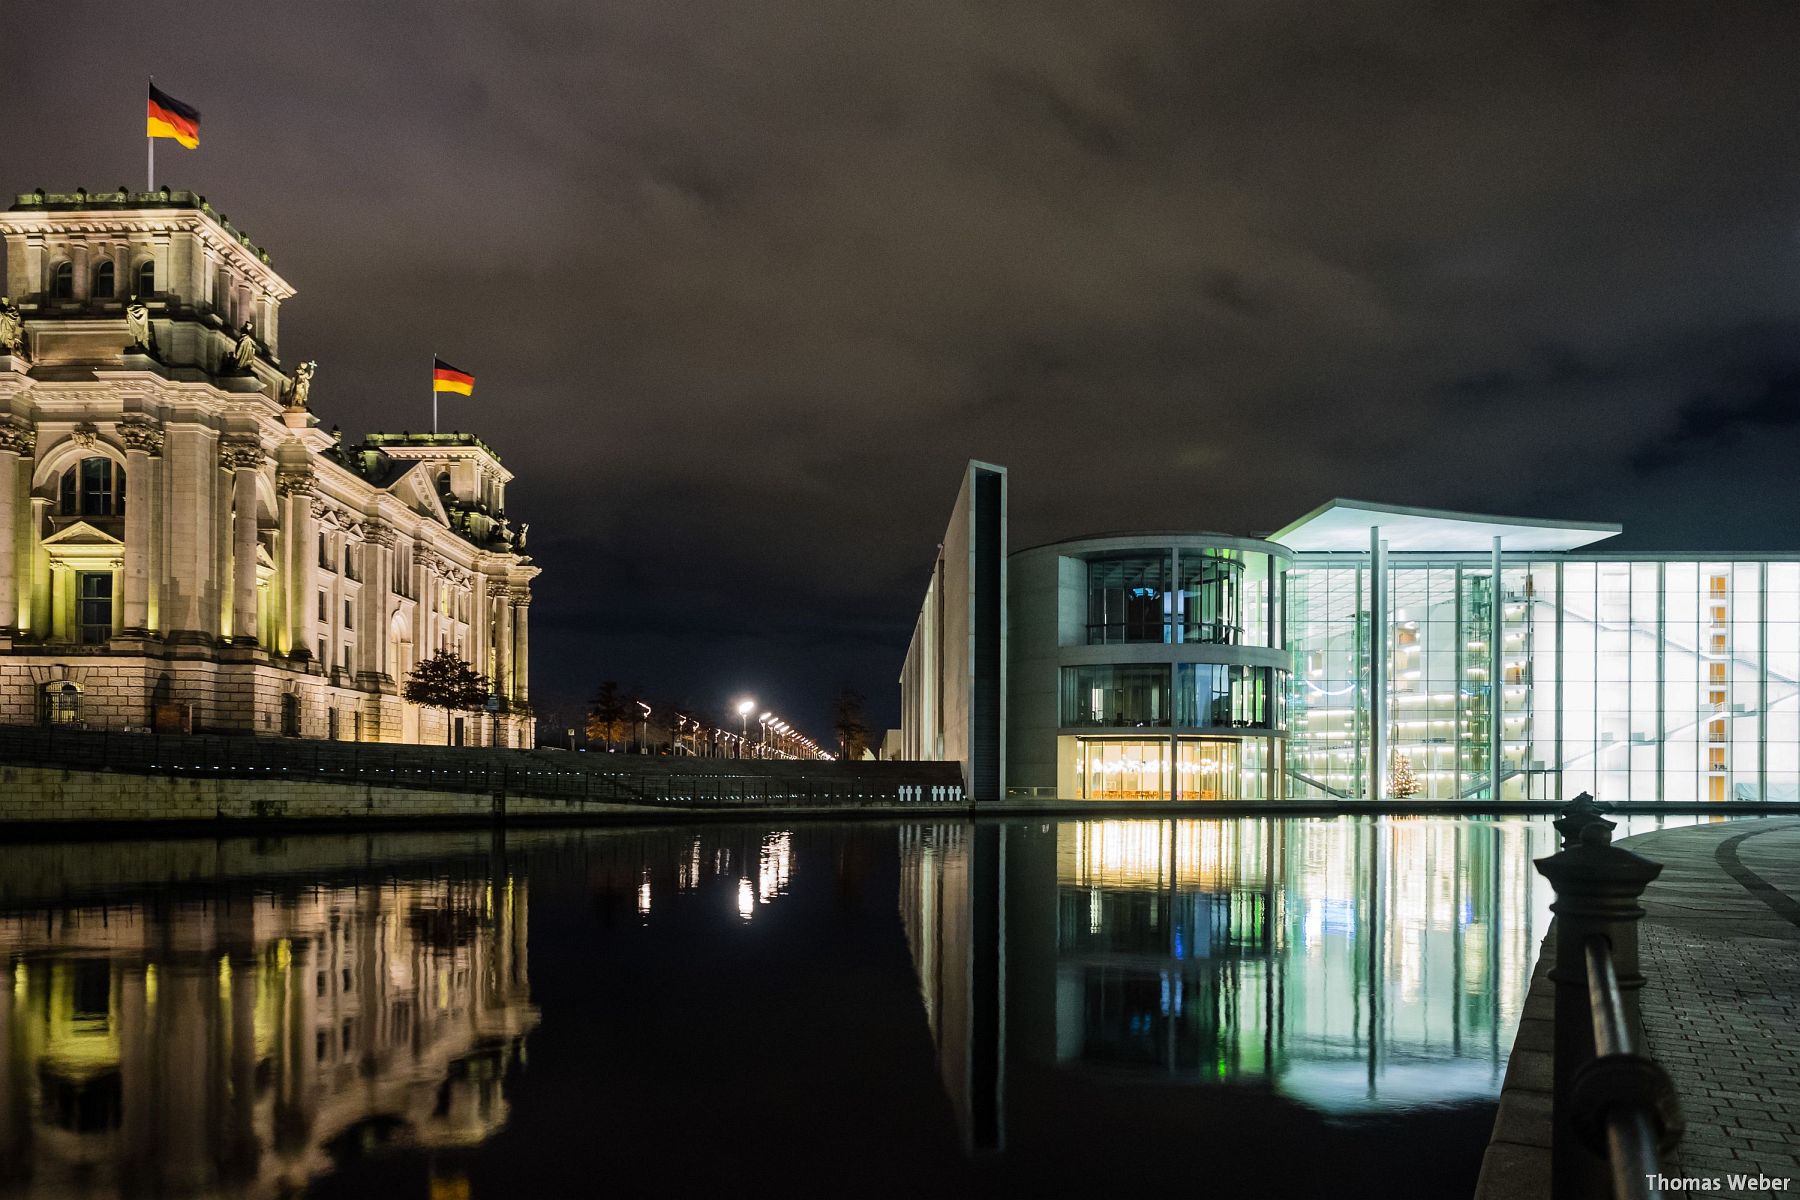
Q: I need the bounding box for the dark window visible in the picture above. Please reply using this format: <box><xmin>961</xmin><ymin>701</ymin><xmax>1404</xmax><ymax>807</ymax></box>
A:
<box><xmin>77</xmin><ymin>572</ymin><xmax>113</xmax><ymax>643</ymax></box>
<box><xmin>51</xmin><ymin>261</ymin><xmax>74</xmax><ymax>299</ymax></box>
<box><xmin>94</xmin><ymin>260</ymin><xmax>115</xmax><ymax>299</ymax></box>
<box><xmin>1177</xmin><ymin>551</ymin><xmax>1246</xmax><ymax>645</ymax></box>
<box><xmin>318</xmin><ymin>590</ymin><xmax>327</xmax><ymax>620</ymax></box>
<box><xmin>344</xmin><ymin>599</ymin><xmax>353</xmax><ymax>628</ymax></box>
<box><xmin>1087</xmin><ymin>554</ymin><xmax>1172</xmax><ymax>644</ymax></box>
<box><xmin>135</xmin><ymin>260</ymin><xmax>155</xmax><ymax>296</ymax></box>
<box><xmin>59</xmin><ymin>457</ymin><xmax>125</xmax><ymax>517</ymax></box>
<box><xmin>319</xmin><ymin>533</ymin><xmax>332</xmax><ymax>570</ymax></box>
<box><xmin>1059</xmin><ymin>664</ymin><xmax>1170</xmax><ymax>728</ymax></box>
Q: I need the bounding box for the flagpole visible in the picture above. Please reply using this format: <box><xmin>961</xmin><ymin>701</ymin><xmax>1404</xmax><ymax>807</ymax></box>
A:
<box><xmin>146</xmin><ymin>76</ymin><xmax>153</xmax><ymax>192</ymax></box>
<box><xmin>432</xmin><ymin>355</ymin><xmax>438</xmax><ymax>434</ymax></box>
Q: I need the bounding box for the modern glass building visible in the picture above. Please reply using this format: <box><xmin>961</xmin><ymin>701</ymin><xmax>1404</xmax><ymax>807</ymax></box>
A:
<box><xmin>1007</xmin><ymin>534</ymin><xmax>1293</xmax><ymax>801</ymax></box>
<box><xmin>1276</xmin><ymin>501</ymin><xmax>1800</xmax><ymax>804</ymax></box>
<box><xmin>902</xmin><ymin>468</ymin><xmax>1800</xmax><ymax>803</ymax></box>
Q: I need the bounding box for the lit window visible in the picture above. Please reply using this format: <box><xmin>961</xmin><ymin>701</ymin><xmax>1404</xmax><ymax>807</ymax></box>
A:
<box><xmin>41</xmin><ymin>682</ymin><xmax>82</xmax><ymax>726</ymax></box>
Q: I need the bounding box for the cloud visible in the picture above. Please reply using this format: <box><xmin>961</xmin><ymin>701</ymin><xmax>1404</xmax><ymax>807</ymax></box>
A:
<box><xmin>7</xmin><ymin>1</ymin><xmax>1800</xmax><ymax>730</ymax></box>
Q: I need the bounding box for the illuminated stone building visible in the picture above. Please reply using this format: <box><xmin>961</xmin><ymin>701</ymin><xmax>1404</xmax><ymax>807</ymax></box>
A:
<box><xmin>0</xmin><ymin>188</ymin><xmax>537</xmax><ymax>744</ymax></box>
<box><xmin>0</xmin><ymin>869</ymin><xmax>536</xmax><ymax>1197</ymax></box>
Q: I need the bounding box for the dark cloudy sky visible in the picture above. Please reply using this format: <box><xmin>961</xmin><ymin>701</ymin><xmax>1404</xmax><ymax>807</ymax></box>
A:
<box><xmin>7</xmin><ymin>2</ymin><xmax>1800</xmax><ymax>739</ymax></box>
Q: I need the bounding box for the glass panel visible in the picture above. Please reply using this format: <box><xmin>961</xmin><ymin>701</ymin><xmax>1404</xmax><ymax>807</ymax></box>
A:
<box><xmin>1087</xmin><ymin>552</ymin><xmax>1172</xmax><ymax>644</ymax></box>
<box><xmin>1175</xmin><ymin>549</ymin><xmax>1245</xmax><ymax>645</ymax></box>
<box><xmin>1078</xmin><ymin>738</ymin><xmax>1170</xmax><ymax>800</ymax></box>
<box><xmin>1061</xmin><ymin>664</ymin><xmax>1170</xmax><ymax>727</ymax></box>
<box><xmin>1177</xmin><ymin>738</ymin><xmax>1240</xmax><ymax>800</ymax></box>
<box><xmin>1174</xmin><ymin>664</ymin><xmax>1283</xmax><ymax>730</ymax></box>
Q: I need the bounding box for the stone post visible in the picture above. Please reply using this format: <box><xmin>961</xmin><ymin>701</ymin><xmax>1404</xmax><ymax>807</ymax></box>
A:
<box><xmin>118</xmin><ymin>416</ymin><xmax>163</xmax><ymax>634</ymax></box>
<box><xmin>278</xmin><ymin>468</ymin><xmax>316</xmax><ymax>661</ymax></box>
<box><xmin>224</xmin><ymin>439</ymin><xmax>264</xmax><ymax>643</ymax></box>
<box><xmin>1533</xmin><ymin>809</ymin><xmax>1664</xmax><ymax>1199</ymax></box>
<box><xmin>0</xmin><ymin>418</ymin><xmax>32</xmax><ymax>637</ymax></box>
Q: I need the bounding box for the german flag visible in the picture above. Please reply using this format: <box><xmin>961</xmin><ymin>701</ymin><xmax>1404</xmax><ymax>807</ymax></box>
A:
<box><xmin>146</xmin><ymin>83</ymin><xmax>200</xmax><ymax>149</ymax></box>
<box><xmin>432</xmin><ymin>357</ymin><xmax>475</xmax><ymax>396</ymax></box>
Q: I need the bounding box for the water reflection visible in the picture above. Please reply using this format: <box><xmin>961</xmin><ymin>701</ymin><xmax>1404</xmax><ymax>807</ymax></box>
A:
<box><xmin>0</xmin><ymin>846</ymin><xmax>536</xmax><ymax>1198</ymax></box>
<box><xmin>900</xmin><ymin>817</ymin><xmax>1556</xmax><ymax>1154</ymax></box>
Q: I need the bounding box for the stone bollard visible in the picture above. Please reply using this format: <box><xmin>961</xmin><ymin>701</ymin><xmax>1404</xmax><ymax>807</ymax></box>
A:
<box><xmin>1554</xmin><ymin>790</ymin><xmax>1613</xmax><ymax>850</ymax></box>
<box><xmin>1534</xmin><ymin>814</ymin><xmax>1665</xmax><ymax>1198</ymax></box>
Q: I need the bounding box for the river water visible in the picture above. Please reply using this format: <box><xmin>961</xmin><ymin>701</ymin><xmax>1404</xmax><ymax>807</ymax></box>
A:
<box><xmin>0</xmin><ymin>813</ymin><xmax>1711</xmax><ymax>1198</ymax></box>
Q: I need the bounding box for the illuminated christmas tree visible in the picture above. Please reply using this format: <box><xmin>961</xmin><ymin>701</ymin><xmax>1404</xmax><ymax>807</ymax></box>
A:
<box><xmin>1391</xmin><ymin>753</ymin><xmax>1421</xmax><ymax>798</ymax></box>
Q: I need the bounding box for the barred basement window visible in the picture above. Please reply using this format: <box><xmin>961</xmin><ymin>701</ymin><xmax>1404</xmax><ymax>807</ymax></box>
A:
<box><xmin>41</xmin><ymin>682</ymin><xmax>82</xmax><ymax>726</ymax></box>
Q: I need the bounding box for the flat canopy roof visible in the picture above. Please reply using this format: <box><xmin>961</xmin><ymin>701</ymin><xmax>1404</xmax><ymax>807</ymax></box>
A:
<box><xmin>1270</xmin><ymin>499</ymin><xmax>1622</xmax><ymax>553</ymax></box>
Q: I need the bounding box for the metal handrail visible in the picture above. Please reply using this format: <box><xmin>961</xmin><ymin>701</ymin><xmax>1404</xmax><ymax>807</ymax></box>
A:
<box><xmin>1581</xmin><ymin>936</ymin><xmax>1669</xmax><ymax>1200</ymax></box>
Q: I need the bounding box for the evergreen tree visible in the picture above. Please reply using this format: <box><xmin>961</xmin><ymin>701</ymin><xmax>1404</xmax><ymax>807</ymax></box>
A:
<box><xmin>403</xmin><ymin>650</ymin><xmax>490</xmax><ymax>745</ymax></box>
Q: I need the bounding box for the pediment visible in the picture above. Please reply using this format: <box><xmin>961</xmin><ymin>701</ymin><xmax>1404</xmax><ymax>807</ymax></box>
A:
<box><xmin>42</xmin><ymin>520</ymin><xmax>125</xmax><ymax>548</ymax></box>
<box><xmin>386</xmin><ymin>464</ymin><xmax>450</xmax><ymax>526</ymax></box>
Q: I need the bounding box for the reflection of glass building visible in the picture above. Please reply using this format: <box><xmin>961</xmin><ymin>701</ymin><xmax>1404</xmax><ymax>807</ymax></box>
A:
<box><xmin>903</xmin><ymin>469</ymin><xmax>1800</xmax><ymax>802</ymax></box>
<box><xmin>0</xmin><ymin>869</ymin><xmax>536</xmax><ymax>1197</ymax></box>
<box><xmin>896</xmin><ymin>816</ymin><xmax>1550</xmax><ymax>1147</ymax></box>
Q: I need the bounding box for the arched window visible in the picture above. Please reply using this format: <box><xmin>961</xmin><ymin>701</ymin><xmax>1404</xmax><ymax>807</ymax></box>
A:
<box><xmin>51</xmin><ymin>262</ymin><xmax>74</xmax><ymax>300</ymax></box>
<box><xmin>58</xmin><ymin>456</ymin><xmax>126</xmax><ymax>517</ymax></box>
<box><xmin>135</xmin><ymin>260</ymin><xmax>155</xmax><ymax>296</ymax></box>
<box><xmin>94</xmin><ymin>261</ymin><xmax>115</xmax><ymax>299</ymax></box>
<box><xmin>41</xmin><ymin>682</ymin><xmax>82</xmax><ymax>727</ymax></box>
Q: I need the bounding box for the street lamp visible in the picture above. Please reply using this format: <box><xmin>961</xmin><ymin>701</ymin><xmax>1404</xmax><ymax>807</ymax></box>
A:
<box><xmin>636</xmin><ymin>701</ymin><xmax>651</xmax><ymax>754</ymax></box>
<box><xmin>736</xmin><ymin>699</ymin><xmax>754</xmax><ymax>758</ymax></box>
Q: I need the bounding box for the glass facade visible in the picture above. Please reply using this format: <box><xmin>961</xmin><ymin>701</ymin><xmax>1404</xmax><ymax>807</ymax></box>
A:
<box><xmin>1061</xmin><ymin>664</ymin><xmax>1170</xmax><ymax>727</ymax></box>
<box><xmin>1285</xmin><ymin>556</ymin><xmax>1800</xmax><ymax>802</ymax></box>
<box><xmin>1174</xmin><ymin>663</ymin><xmax>1285</xmax><ymax>729</ymax></box>
<box><xmin>1086</xmin><ymin>548</ymin><xmax>1285</xmax><ymax>647</ymax></box>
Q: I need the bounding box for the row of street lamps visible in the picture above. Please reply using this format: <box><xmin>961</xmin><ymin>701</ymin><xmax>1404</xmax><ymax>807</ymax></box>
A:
<box><xmin>734</xmin><ymin>698</ymin><xmax>830</xmax><ymax>760</ymax></box>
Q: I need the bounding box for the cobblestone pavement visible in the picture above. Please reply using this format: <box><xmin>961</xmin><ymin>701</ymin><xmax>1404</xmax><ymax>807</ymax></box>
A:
<box><xmin>1621</xmin><ymin>818</ymin><xmax>1800</xmax><ymax>1198</ymax></box>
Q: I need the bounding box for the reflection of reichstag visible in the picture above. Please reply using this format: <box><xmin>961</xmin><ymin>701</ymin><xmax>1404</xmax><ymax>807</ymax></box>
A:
<box><xmin>901</xmin><ymin>817</ymin><xmax>1546</xmax><ymax>1149</ymax></box>
<box><xmin>0</xmin><ymin>861</ymin><xmax>536</xmax><ymax>1197</ymax></box>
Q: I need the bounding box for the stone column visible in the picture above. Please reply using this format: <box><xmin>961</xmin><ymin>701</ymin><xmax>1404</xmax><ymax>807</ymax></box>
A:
<box><xmin>491</xmin><ymin>584</ymin><xmax>513</xmax><ymax>703</ymax></box>
<box><xmin>0</xmin><ymin>418</ymin><xmax>32</xmax><ymax>636</ymax></box>
<box><xmin>278</xmin><ymin>469</ymin><xmax>317</xmax><ymax>661</ymax></box>
<box><xmin>28</xmin><ymin>495</ymin><xmax>49</xmax><ymax>638</ymax></box>
<box><xmin>224</xmin><ymin>439</ymin><xmax>265</xmax><ymax>643</ymax></box>
<box><xmin>366</xmin><ymin>525</ymin><xmax>395</xmax><ymax>681</ymax></box>
<box><xmin>163</xmin><ymin>426</ymin><xmax>215</xmax><ymax>640</ymax></box>
<box><xmin>119</xmin><ymin>416</ymin><xmax>164</xmax><ymax>634</ymax></box>
<box><xmin>513</xmin><ymin>596</ymin><xmax>530</xmax><ymax>703</ymax></box>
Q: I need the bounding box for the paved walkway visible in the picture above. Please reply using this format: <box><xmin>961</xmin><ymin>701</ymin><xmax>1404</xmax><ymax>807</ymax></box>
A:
<box><xmin>1622</xmin><ymin>818</ymin><xmax>1800</xmax><ymax>1196</ymax></box>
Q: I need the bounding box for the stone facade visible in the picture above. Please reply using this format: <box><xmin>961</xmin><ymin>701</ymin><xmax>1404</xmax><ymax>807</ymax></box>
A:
<box><xmin>0</xmin><ymin>189</ymin><xmax>537</xmax><ymax>744</ymax></box>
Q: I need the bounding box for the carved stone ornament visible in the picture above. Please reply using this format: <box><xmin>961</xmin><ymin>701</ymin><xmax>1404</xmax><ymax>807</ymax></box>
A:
<box><xmin>117</xmin><ymin>415</ymin><xmax>165</xmax><ymax>455</ymax></box>
<box><xmin>0</xmin><ymin>296</ymin><xmax>24</xmax><ymax>355</ymax></box>
<box><xmin>0</xmin><ymin>416</ymin><xmax>34</xmax><ymax>457</ymax></box>
<box><xmin>364</xmin><ymin>523</ymin><xmax>398</xmax><ymax>548</ymax></box>
<box><xmin>220</xmin><ymin>437</ymin><xmax>266</xmax><ymax>471</ymax></box>
<box><xmin>488</xmin><ymin>582</ymin><xmax>515</xmax><ymax>603</ymax></box>
<box><xmin>69</xmin><ymin>422</ymin><xmax>101</xmax><ymax>450</ymax></box>
<box><xmin>276</xmin><ymin>468</ymin><xmax>317</xmax><ymax>497</ymax></box>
